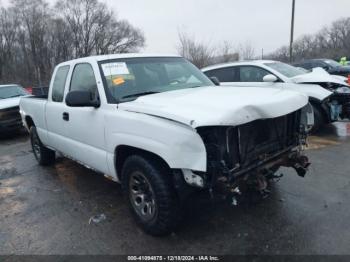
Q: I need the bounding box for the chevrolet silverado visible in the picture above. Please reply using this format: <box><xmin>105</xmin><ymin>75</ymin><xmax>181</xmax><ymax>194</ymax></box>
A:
<box><xmin>20</xmin><ymin>54</ymin><xmax>312</xmax><ymax>235</ymax></box>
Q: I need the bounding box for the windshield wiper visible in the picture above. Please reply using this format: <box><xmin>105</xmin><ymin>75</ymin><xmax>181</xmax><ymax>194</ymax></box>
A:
<box><xmin>121</xmin><ymin>91</ymin><xmax>160</xmax><ymax>99</ymax></box>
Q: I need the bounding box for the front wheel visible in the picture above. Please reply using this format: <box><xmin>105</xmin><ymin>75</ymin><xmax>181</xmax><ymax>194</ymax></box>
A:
<box><xmin>121</xmin><ymin>155</ymin><xmax>182</xmax><ymax>236</ymax></box>
<box><xmin>30</xmin><ymin>126</ymin><xmax>55</xmax><ymax>166</ymax></box>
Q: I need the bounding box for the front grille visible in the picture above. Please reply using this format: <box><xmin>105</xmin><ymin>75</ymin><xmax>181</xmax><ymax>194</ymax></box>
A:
<box><xmin>232</xmin><ymin>110</ymin><xmax>300</xmax><ymax>168</ymax></box>
<box><xmin>0</xmin><ymin>106</ymin><xmax>21</xmax><ymax>121</ymax></box>
<box><xmin>197</xmin><ymin>110</ymin><xmax>301</xmax><ymax>172</ymax></box>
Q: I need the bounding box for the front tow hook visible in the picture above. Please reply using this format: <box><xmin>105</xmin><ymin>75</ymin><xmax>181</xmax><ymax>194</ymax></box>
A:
<box><xmin>293</xmin><ymin>155</ymin><xmax>311</xmax><ymax>177</ymax></box>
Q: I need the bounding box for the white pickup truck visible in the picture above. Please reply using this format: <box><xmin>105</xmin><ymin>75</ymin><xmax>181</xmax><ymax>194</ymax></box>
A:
<box><xmin>20</xmin><ymin>54</ymin><xmax>312</xmax><ymax>236</ymax></box>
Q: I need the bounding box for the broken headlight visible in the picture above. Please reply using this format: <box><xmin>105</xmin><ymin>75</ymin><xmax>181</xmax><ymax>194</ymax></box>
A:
<box><xmin>300</xmin><ymin>103</ymin><xmax>314</xmax><ymax>132</ymax></box>
<box><xmin>335</xmin><ymin>86</ymin><xmax>350</xmax><ymax>94</ymax></box>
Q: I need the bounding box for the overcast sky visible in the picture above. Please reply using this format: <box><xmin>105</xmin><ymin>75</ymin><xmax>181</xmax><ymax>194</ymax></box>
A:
<box><xmin>2</xmin><ymin>0</ymin><xmax>350</xmax><ymax>55</ymax></box>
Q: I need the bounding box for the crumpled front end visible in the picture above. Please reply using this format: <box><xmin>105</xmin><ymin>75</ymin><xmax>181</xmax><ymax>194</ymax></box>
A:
<box><xmin>296</xmin><ymin>80</ymin><xmax>350</xmax><ymax>121</ymax></box>
<box><xmin>181</xmin><ymin>105</ymin><xmax>311</xmax><ymax>201</ymax></box>
<box><xmin>328</xmin><ymin>91</ymin><xmax>350</xmax><ymax>121</ymax></box>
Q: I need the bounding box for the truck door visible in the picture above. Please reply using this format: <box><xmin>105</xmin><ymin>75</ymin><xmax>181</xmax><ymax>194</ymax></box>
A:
<box><xmin>46</xmin><ymin>65</ymin><xmax>71</xmax><ymax>152</ymax></box>
<box><xmin>63</xmin><ymin>62</ymin><xmax>108</xmax><ymax>174</ymax></box>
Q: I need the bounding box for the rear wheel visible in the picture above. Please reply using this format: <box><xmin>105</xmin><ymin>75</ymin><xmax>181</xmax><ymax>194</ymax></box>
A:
<box><xmin>121</xmin><ymin>155</ymin><xmax>182</xmax><ymax>236</ymax></box>
<box><xmin>30</xmin><ymin>126</ymin><xmax>55</xmax><ymax>166</ymax></box>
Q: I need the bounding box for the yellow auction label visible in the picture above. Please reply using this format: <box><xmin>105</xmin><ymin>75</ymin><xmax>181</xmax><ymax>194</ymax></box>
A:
<box><xmin>112</xmin><ymin>77</ymin><xmax>125</xmax><ymax>85</ymax></box>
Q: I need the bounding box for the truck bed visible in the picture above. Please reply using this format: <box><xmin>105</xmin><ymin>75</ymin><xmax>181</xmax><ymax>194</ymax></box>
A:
<box><xmin>20</xmin><ymin>96</ymin><xmax>48</xmax><ymax>136</ymax></box>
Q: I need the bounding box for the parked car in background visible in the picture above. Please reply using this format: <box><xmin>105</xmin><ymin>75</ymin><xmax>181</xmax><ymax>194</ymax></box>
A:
<box><xmin>293</xmin><ymin>59</ymin><xmax>350</xmax><ymax>78</ymax></box>
<box><xmin>25</xmin><ymin>86</ymin><xmax>50</xmax><ymax>96</ymax></box>
<box><xmin>32</xmin><ymin>86</ymin><xmax>49</xmax><ymax>96</ymax></box>
<box><xmin>202</xmin><ymin>60</ymin><xmax>350</xmax><ymax>131</ymax></box>
<box><xmin>0</xmin><ymin>84</ymin><xmax>30</xmax><ymax>134</ymax></box>
<box><xmin>20</xmin><ymin>54</ymin><xmax>312</xmax><ymax>235</ymax></box>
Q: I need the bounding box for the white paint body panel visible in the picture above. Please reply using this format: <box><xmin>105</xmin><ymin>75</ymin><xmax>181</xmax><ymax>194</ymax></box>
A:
<box><xmin>20</xmin><ymin>54</ymin><xmax>308</xmax><ymax>182</ymax></box>
<box><xmin>119</xmin><ymin>86</ymin><xmax>308</xmax><ymax>128</ymax></box>
<box><xmin>291</xmin><ymin>67</ymin><xmax>350</xmax><ymax>87</ymax></box>
<box><xmin>0</xmin><ymin>97</ymin><xmax>21</xmax><ymax>110</ymax></box>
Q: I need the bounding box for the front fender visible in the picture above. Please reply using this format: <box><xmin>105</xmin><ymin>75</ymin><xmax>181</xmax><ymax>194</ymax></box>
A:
<box><xmin>286</xmin><ymin>83</ymin><xmax>332</xmax><ymax>101</ymax></box>
<box><xmin>105</xmin><ymin>111</ymin><xmax>207</xmax><ymax>179</ymax></box>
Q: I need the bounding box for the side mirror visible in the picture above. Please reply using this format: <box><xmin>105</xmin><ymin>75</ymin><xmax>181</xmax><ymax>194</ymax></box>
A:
<box><xmin>263</xmin><ymin>74</ymin><xmax>278</xmax><ymax>83</ymax></box>
<box><xmin>65</xmin><ymin>90</ymin><xmax>100</xmax><ymax>108</ymax></box>
<box><xmin>209</xmin><ymin>76</ymin><xmax>220</xmax><ymax>86</ymax></box>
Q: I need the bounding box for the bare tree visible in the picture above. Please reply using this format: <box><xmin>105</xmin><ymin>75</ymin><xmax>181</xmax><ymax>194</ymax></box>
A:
<box><xmin>237</xmin><ymin>41</ymin><xmax>256</xmax><ymax>60</ymax></box>
<box><xmin>268</xmin><ymin>17</ymin><xmax>350</xmax><ymax>63</ymax></box>
<box><xmin>55</xmin><ymin>0</ymin><xmax>145</xmax><ymax>58</ymax></box>
<box><xmin>14</xmin><ymin>0</ymin><xmax>52</xmax><ymax>85</ymax></box>
<box><xmin>0</xmin><ymin>0</ymin><xmax>145</xmax><ymax>87</ymax></box>
<box><xmin>214</xmin><ymin>41</ymin><xmax>239</xmax><ymax>63</ymax></box>
<box><xmin>177</xmin><ymin>31</ymin><xmax>215</xmax><ymax>68</ymax></box>
<box><xmin>0</xmin><ymin>7</ymin><xmax>19</xmax><ymax>82</ymax></box>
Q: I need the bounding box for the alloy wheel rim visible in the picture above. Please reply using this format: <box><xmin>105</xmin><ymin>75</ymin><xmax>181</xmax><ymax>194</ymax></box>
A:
<box><xmin>129</xmin><ymin>171</ymin><xmax>157</xmax><ymax>222</ymax></box>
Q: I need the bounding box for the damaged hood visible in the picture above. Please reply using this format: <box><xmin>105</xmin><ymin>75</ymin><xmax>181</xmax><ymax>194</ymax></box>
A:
<box><xmin>119</xmin><ymin>86</ymin><xmax>308</xmax><ymax>128</ymax></box>
<box><xmin>291</xmin><ymin>67</ymin><xmax>349</xmax><ymax>87</ymax></box>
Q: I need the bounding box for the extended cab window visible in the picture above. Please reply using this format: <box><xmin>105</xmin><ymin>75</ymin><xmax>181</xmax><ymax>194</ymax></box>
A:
<box><xmin>239</xmin><ymin>66</ymin><xmax>270</xmax><ymax>82</ymax></box>
<box><xmin>70</xmin><ymin>63</ymin><xmax>98</xmax><ymax>94</ymax></box>
<box><xmin>51</xmin><ymin>65</ymin><xmax>70</xmax><ymax>102</ymax></box>
<box><xmin>204</xmin><ymin>67</ymin><xmax>238</xmax><ymax>82</ymax></box>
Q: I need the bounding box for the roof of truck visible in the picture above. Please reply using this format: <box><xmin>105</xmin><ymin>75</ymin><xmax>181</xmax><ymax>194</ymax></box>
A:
<box><xmin>57</xmin><ymin>53</ymin><xmax>182</xmax><ymax>67</ymax></box>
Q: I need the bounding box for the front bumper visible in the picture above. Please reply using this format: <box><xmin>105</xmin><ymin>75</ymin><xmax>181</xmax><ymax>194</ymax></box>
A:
<box><xmin>0</xmin><ymin>118</ymin><xmax>23</xmax><ymax>134</ymax></box>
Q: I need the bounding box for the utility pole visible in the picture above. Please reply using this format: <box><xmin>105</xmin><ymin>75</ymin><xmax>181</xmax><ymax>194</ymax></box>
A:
<box><xmin>289</xmin><ymin>0</ymin><xmax>296</xmax><ymax>63</ymax></box>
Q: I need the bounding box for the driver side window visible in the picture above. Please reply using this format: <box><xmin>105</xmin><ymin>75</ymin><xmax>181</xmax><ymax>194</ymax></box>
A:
<box><xmin>239</xmin><ymin>66</ymin><xmax>270</xmax><ymax>82</ymax></box>
<box><xmin>70</xmin><ymin>63</ymin><xmax>98</xmax><ymax>94</ymax></box>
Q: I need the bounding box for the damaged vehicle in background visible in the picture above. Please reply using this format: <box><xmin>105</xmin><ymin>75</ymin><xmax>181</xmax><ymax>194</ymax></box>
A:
<box><xmin>0</xmin><ymin>84</ymin><xmax>30</xmax><ymax>134</ymax></box>
<box><xmin>20</xmin><ymin>54</ymin><xmax>312</xmax><ymax>236</ymax></box>
<box><xmin>293</xmin><ymin>59</ymin><xmax>350</xmax><ymax>78</ymax></box>
<box><xmin>203</xmin><ymin>60</ymin><xmax>350</xmax><ymax>131</ymax></box>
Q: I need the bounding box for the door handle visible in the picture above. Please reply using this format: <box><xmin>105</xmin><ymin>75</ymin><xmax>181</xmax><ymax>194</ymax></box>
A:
<box><xmin>63</xmin><ymin>112</ymin><xmax>69</xmax><ymax>121</ymax></box>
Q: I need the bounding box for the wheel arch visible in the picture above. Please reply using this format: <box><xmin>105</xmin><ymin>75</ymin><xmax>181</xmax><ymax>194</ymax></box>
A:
<box><xmin>114</xmin><ymin>145</ymin><xmax>171</xmax><ymax>181</ymax></box>
<box><xmin>24</xmin><ymin>115</ymin><xmax>35</xmax><ymax>129</ymax></box>
<box><xmin>309</xmin><ymin>97</ymin><xmax>331</xmax><ymax>123</ymax></box>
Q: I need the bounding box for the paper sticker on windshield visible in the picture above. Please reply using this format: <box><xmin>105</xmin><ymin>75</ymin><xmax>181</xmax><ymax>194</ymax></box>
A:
<box><xmin>112</xmin><ymin>77</ymin><xmax>125</xmax><ymax>85</ymax></box>
<box><xmin>102</xmin><ymin>62</ymin><xmax>129</xmax><ymax>76</ymax></box>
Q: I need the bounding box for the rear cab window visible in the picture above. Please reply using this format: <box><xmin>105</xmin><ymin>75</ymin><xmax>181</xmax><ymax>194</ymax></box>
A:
<box><xmin>51</xmin><ymin>65</ymin><xmax>70</xmax><ymax>102</ymax></box>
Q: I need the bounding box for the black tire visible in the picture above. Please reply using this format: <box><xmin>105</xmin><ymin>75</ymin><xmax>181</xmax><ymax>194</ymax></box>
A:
<box><xmin>30</xmin><ymin>126</ymin><xmax>55</xmax><ymax>166</ymax></box>
<box><xmin>311</xmin><ymin>106</ymin><xmax>325</xmax><ymax>133</ymax></box>
<box><xmin>121</xmin><ymin>155</ymin><xmax>182</xmax><ymax>236</ymax></box>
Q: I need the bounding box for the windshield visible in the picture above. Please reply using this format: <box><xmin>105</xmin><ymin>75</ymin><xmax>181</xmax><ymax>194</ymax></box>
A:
<box><xmin>99</xmin><ymin>57</ymin><xmax>214</xmax><ymax>103</ymax></box>
<box><xmin>324</xmin><ymin>59</ymin><xmax>342</xmax><ymax>68</ymax></box>
<box><xmin>265</xmin><ymin>62</ymin><xmax>306</xmax><ymax>78</ymax></box>
<box><xmin>0</xmin><ymin>85</ymin><xmax>29</xmax><ymax>99</ymax></box>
